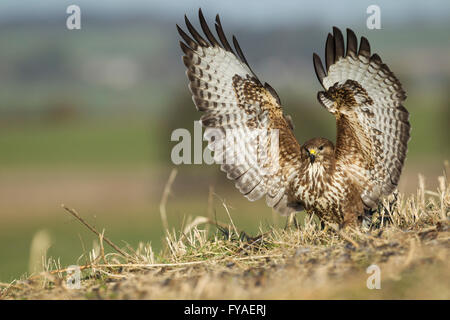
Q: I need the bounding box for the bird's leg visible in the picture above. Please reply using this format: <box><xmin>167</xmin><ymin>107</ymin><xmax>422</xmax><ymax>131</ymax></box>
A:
<box><xmin>284</xmin><ymin>213</ymin><xmax>293</xmax><ymax>230</ymax></box>
<box><xmin>293</xmin><ymin>214</ymin><xmax>299</xmax><ymax>229</ymax></box>
<box><xmin>284</xmin><ymin>213</ymin><xmax>299</xmax><ymax>230</ymax></box>
<box><xmin>321</xmin><ymin>221</ymin><xmax>330</xmax><ymax>233</ymax></box>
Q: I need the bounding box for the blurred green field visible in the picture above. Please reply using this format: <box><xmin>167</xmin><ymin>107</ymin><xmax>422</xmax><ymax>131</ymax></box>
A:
<box><xmin>0</xmin><ymin>117</ymin><xmax>160</xmax><ymax>168</ymax></box>
<box><xmin>0</xmin><ymin>96</ymin><xmax>447</xmax><ymax>170</ymax></box>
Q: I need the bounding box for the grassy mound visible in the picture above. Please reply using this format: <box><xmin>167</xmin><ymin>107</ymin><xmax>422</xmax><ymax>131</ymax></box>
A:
<box><xmin>1</xmin><ymin>168</ymin><xmax>449</xmax><ymax>300</ymax></box>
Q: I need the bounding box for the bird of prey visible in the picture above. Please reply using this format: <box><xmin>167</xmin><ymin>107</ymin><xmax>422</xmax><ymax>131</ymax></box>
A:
<box><xmin>177</xmin><ymin>9</ymin><xmax>410</xmax><ymax>227</ymax></box>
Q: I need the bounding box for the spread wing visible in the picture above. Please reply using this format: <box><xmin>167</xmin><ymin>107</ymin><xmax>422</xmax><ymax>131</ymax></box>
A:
<box><xmin>177</xmin><ymin>9</ymin><xmax>302</xmax><ymax>215</ymax></box>
<box><xmin>313</xmin><ymin>27</ymin><xmax>410</xmax><ymax>208</ymax></box>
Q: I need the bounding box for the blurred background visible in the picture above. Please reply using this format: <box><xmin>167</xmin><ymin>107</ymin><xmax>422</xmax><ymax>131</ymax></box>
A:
<box><xmin>0</xmin><ymin>0</ymin><xmax>449</xmax><ymax>282</ymax></box>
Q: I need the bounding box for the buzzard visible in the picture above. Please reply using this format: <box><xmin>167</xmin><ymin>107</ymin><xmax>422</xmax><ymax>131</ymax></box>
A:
<box><xmin>177</xmin><ymin>9</ymin><xmax>410</xmax><ymax>227</ymax></box>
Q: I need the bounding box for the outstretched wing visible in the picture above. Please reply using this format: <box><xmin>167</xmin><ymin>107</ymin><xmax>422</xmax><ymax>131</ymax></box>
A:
<box><xmin>177</xmin><ymin>9</ymin><xmax>302</xmax><ymax>215</ymax></box>
<box><xmin>313</xmin><ymin>27</ymin><xmax>410</xmax><ymax>208</ymax></box>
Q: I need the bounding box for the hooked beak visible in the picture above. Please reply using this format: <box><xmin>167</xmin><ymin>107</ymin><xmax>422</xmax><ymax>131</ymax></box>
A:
<box><xmin>308</xmin><ymin>149</ymin><xmax>316</xmax><ymax>164</ymax></box>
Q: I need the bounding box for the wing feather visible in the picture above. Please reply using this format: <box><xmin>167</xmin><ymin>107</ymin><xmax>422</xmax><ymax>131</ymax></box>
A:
<box><xmin>346</xmin><ymin>28</ymin><xmax>358</xmax><ymax>57</ymax></box>
<box><xmin>214</xmin><ymin>14</ymin><xmax>235</xmax><ymax>53</ymax></box>
<box><xmin>184</xmin><ymin>15</ymin><xmax>209</xmax><ymax>47</ymax></box>
<box><xmin>333</xmin><ymin>27</ymin><xmax>345</xmax><ymax>61</ymax></box>
<box><xmin>198</xmin><ymin>9</ymin><xmax>220</xmax><ymax>47</ymax></box>
<box><xmin>313</xmin><ymin>53</ymin><xmax>326</xmax><ymax>88</ymax></box>
<box><xmin>325</xmin><ymin>33</ymin><xmax>335</xmax><ymax>72</ymax></box>
<box><xmin>358</xmin><ymin>36</ymin><xmax>371</xmax><ymax>58</ymax></box>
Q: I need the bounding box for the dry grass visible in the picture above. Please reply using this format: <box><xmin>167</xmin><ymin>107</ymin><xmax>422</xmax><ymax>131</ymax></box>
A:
<box><xmin>1</xmin><ymin>164</ymin><xmax>449</xmax><ymax>300</ymax></box>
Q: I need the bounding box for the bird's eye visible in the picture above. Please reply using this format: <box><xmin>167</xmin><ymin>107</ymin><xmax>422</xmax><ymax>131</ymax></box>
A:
<box><xmin>318</xmin><ymin>145</ymin><xmax>324</xmax><ymax>151</ymax></box>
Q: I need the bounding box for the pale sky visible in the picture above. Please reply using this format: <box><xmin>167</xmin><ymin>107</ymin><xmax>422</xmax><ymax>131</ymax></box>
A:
<box><xmin>0</xmin><ymin>0</ymin><xmax>449</xmax><ymax>27</ymax></box>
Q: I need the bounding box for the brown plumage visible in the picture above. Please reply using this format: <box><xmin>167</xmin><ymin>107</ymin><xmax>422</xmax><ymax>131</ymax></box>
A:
<box><xmin>177</xmin><ymin>10</ymin><xmax>410</xmax><ymax>227</ymax></box>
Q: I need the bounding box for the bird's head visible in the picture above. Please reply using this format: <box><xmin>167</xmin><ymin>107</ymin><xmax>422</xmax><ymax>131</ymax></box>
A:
<box><xmin>302</xmin><ymin>137</ymin><xmax>334</xmax><ymax>165</ymax></box>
